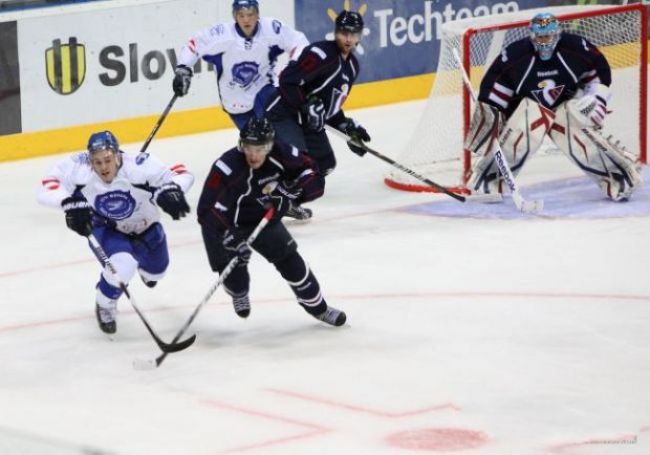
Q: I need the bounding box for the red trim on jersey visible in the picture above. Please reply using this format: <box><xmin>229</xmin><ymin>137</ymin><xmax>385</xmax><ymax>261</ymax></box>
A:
<box><xmin>42</xmin><ymin>178</ymin><xmax>60</xmax><ymax>190</ymax></box>
<box><xmin>170</xmin><ymin>164</ymin><xmax>187</xmax><ymax>174</ymax></box>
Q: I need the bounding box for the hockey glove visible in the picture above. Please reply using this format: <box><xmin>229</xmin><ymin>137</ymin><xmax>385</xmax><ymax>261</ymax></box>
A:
<box><xmin>573</xmin><ymin>94</ymin><xmax>608</xmax><ymax>129</ymax></box>
<box><xmin>155</xmin><ymin>183</ymin><xmax>190</xmax><ymax>220</ymax></box>
<box><xmin>222</xmin><ymin>229</ymin><xmax>252</xmax><ymax>265</ymax></box>
<box><xmin>61</xmin><ymin>195</ymin><xmax>93</xmax><ymax>237</ymax></box>
<box><xmin>270</xmin><ymin>182</ymin><xmax>301</xmax><ymax>218</ymax></box>
<box><xmin>301</xmin><ymin>98</ymin><xmax>326</xmax><ymax>132</ymax></box>
<box><xmin>173</xmin><ymin>65</ymin><xmax>193</xmax><ymax>97</ymax></box>
<box><xmin>339</xmin><ymin>118</ymin><xmax>371</xmax><ymax>156</ymax></box>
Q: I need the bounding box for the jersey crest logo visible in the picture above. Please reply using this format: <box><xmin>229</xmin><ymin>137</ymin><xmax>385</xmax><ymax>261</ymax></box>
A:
<box><xmin>45</xmin><ymin>37</ymin><xmax>86</xmax><ymax>95</ymax></box>
<box><xmin>231</xmin><ymin>61</ymin><xmax>260</xmax><ymax>88</ymax></box>
<box><xmin>94</xmin><ymin>190</ymin><xmax>136</xmax><ymax>220</ymax></box>
<box><xmin>272</xmin><ymin>20</ymin><xmax>282</xmax><ymax>34</ymax></box>
<box><xmin>530</xmin><ymin>80</ymin><xmax>565</xmax><ymax>107</ymax></box>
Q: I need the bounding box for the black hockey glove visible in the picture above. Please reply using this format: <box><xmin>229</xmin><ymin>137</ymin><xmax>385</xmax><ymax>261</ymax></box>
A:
<box><xmin>301</xmin><ymin>98</ymin><xmax>325</xmax><ymax>132</ymax></box>
<box><xmin>222</xmin><ymin>229</ymin><xmax>252</xmax><ymax>265</ymax></box>
<box><xmin>339</xmin><ymin>118</ymin><xmax>371</xmax><ymax>156</ymax></box>
<box><xmin>155</xmin><ymin>183</ymin><xmax>190</xmax><ymax>220</ymax></box>
<box><xmin>173</xmin><ymin>65</ymin><xmax>193</xmax><ymax>97</ymax></box>
<box><xmin>268</xmin><ymin>182</ymin><xmax>301</xmax><ymax>219</ymax></box>
<box><xmin>61</xmin><ymin>195</ymin><xmax>93</xmax><ymax>237</ymax></box>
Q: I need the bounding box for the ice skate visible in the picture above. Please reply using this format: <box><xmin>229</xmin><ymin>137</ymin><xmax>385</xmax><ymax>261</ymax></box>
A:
<box><xmin>232</xmin><ymin>294</ymin><xmax>251</xmax><ymax>318</ymax></box>
<box><xmin>315</xmin><ymin>306</ymin><xmax>346</xmax><ymax>326</ymax></box>
<box><xmin>285</xmin><ymin>202</ymin><xmax>313</xmax><ymax>222</ymax></box>
<box><xmin>95</xmin><ymin>300</ymin><xmax>117</xmax><ymax>334</ymax></box>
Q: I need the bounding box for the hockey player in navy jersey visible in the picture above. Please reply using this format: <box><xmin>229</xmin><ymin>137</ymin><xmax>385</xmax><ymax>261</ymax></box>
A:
<box><xmin>265</xmin><ymin>10</ymin><xmax>372</xmax><ymax>220</ymax></box>
<box><xmin>172</xmin><ymin>0</ymin><xmax>308</xmax><ymax>129</ymax></box>
<box><xmin>37</xmin><ymin>131</ymin><xmax>194</xmax><ymax>334</ymax></box>
<box><xmin>196</xmin><ymin>117</ymin><xmax>346</xmax><ymax>327</ymax></box>
<box><xmin>466</xmin><ymin>12</ymin><xmax>642</xmax><ymax>201</ymax></box>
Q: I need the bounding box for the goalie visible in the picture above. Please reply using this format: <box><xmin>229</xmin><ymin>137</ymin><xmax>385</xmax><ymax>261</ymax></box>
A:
<box><xmin>466</xmin><ymin>12</ymin><xmax>642</xmax><ymax>202</ymax></box>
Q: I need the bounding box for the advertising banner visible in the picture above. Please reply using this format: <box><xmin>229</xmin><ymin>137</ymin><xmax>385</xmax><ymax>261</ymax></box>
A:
<box><xmin>294</xmin><ymin>0</ymin><xmax>633</xmax><ymax>83</ymax></box>
<box><xmin>14</xmin><ymin>0</ymin><xmax>296</xmax><ymax>133</ymax></box>
<box><xmin>0</xmin><ymin>20</ymin><xmax>21</xmax><ymax>135</ymax></box>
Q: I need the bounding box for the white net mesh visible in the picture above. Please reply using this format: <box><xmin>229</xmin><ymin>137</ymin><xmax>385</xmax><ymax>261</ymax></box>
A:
<box><xmin>387</xmin><ymin>5</ymin><xmax>646</xmax><ymax>192</ymax></box>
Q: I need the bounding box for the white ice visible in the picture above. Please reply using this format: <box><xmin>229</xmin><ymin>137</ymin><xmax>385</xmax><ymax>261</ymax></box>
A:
<box><xmin>1</xmin><ymin>101</ymin><xmax>649</xmax><ymax>455</ymax></box>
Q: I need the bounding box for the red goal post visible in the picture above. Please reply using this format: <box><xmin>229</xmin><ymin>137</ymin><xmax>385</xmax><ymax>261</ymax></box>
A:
<box><xmin>385</xmin><ymin>4</ymin><xmax>648</xmax><ymax>194</ymax></box>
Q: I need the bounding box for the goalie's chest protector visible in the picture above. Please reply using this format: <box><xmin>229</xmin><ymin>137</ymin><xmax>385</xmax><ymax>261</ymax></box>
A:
<box><xmin>484</xmin><ymin>36</ymin><xmax>604</xmax><ymax>116</ymax></box>
<box><xmin>514</xmin><ymin>54</ymin><xmax>582</xmax><ymax>110</ymax></box>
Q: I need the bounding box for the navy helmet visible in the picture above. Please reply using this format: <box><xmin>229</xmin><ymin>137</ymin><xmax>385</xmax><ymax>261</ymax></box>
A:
<box><xmin>87</xmin><ymin>130</ymin><xmax>120</xmax><ymax>156</ymax></box>
<box><xmin>335</xmin><ymin>10</ymin><xmax>364</xmax><ymax>34</ymax></box>
<box><xmin>232</xmin><ymin>0</ymin><xmax>258</xmax><ymax>12</ymax></box>
<box><xmin>239</xmin><ymin>117</ymin><xmax>275</xmax><ymax>147</ymax></box>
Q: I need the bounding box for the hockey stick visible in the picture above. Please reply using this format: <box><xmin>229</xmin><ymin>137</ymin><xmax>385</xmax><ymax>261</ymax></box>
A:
<box><xmin>133</xmin><ymin>206</ymin><xmax>276</xmax><ymax>370</ymax></box>
<box><xmin>138</xmin><ymin>94</ymin><xmax>178</xmax><ymax>156</ymax></box>
<box><xmin>452</xmin><ymin>49</ymin><xmax>544</xmax><ymax>214</ymax></box>
<box><xmin>324</xmin><ymin>125</ymin><xmax>466</xmax><ymax>202</ymax></box>
<box><xmin>88</xmin><ymin>234</ymin><xmax>196</xmax><ymax>353</ymax></box>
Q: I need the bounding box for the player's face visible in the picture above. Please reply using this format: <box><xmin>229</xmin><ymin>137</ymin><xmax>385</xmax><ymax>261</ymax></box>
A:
<box><xmin>90</xmin><ymin>149</ymin><xmax>120</xmax><ymax>183</ymax></box>
<box><xmin>234</xmin><ymin>8</ymin><xmax>259</xmax><ymax>37</ymax></box>
<box><xmin>242</xmin><ymin>143</ymin><xmax>271</xmax><ymax>169</ymax></box>
<box><xmin>335</xmin><ymin>30</ymin><xmax>361</xmax><ymax>57</ymax></box>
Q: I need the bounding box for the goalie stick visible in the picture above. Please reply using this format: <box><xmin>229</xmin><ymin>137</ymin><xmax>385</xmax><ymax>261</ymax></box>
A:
<box><xmin>133</xmin><ymin>206</ymin><xmax>276</xmax><ymax>370</ymax></box>
<box><xmin>324</xmin><ymin>125</ymin><xmax>467</xmax><ymax>202</ymax></box>
<box><xmin>88</xmin><ymin>234</ymin><xmax>196</xmax><ymax>354</ymax></box>
<box><xmin>452</xmin><ymin>49</ymin><xmax>544</xmax><ymax>214</ymax></box>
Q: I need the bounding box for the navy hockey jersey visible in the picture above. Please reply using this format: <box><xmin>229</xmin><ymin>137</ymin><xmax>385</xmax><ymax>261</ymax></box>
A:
<box><xmin>478</xmin><ymin>33</ymin><xmax>611</xmax><ymax>118</ymax></box>
<box><xmin>197</xmin><ymin>141</ymin><xmax>324</xmax><ymax>232</ymax></box>
<box><xmin>266</xmin><ymin>40</ymin><xmax>359</xmax><ymax>126</ymax></box>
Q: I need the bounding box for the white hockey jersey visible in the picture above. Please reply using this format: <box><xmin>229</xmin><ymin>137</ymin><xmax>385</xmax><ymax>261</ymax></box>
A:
<box><xmin>37</xmin><ymin>152</ymin><xmax>194</xmax><ymax>235</ymax></box>
<box><xmin>178</xmin><ymin>17</ymin><xmax>308</xmax><ymax>114</ymax></box>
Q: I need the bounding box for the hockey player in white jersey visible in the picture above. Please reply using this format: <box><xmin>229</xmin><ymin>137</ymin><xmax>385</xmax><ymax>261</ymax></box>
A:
<box><xmin>172</xmin><ymin>0</ymin><xmax>308</xmax><ymax>129</ymax></box>
<box><xmin>466</xmin><ymin>12</ymin><xmax>642</xmax><ymax>202</ymax></box>
<box><xmin>37</xmin><ymin>131</ymin><xmax>194</xmax><ymax>334</ymax></box>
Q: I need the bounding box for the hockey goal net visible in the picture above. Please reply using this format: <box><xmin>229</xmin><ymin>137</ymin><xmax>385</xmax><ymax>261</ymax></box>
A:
<box><xmin>385</xmin><ymin>4</ymin><xmax>648</xmax><ymax>193</ymax></box>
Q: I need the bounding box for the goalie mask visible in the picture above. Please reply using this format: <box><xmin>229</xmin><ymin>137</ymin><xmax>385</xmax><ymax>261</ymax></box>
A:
<box><xmin>530</xmin><ymin>13</ymin><xmax>560</xmax><ymax>61</ymax></box>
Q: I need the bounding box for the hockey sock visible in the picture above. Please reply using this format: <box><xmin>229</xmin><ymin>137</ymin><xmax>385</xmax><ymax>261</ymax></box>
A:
<box><xmin>274</xmin><ymin>252</ymin><xmax>326</xmax><ymax>315</ymax></box>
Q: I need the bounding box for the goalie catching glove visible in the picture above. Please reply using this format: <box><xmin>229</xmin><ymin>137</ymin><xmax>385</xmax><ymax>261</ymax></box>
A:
<box><xmin>61</xmin><ymin>194</ymin><xmax>93</xmax><ymax>237</ymax></box>
<box><xmin>155</xmin><ymin>183</ymin><xmax>190</xmax><ymax>220</ymax></box>
<box><xmin>338</xmin><ymin>118</ymin><xmax>371</xmax><ymax>156</ymax></box>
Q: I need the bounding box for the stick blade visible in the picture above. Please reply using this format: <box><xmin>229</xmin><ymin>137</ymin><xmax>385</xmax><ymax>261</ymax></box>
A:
<box><xmin>160</xmin><ymin>334</ymin><xmax>197</xmax><ymax>353</ymax></box>
<box><xmin>133</xmin><ymin>358</ymin><xmax>158</xmax><ymax>370</ymax></box>
<box><xmin>520</xmin><ymin>199</ymin><xmax>544</xmax><ymax>214</ymax></box>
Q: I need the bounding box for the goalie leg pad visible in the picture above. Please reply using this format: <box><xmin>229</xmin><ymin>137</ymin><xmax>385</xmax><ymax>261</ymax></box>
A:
<box><xmin>550</xmin><ymin>105</ymin><xmax>643</xmax><ymax>201</ymax></box>
<box><xmin>468</xmin><ymin>98</ymin><xmax>554</xmax><ymax>193</ymax></box>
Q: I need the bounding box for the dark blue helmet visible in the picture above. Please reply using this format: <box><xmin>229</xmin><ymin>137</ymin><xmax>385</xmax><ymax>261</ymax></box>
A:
<box><xmin>335</xmin><ymin>10</ymin><xmax>364</xmax><ymax>34</ymax></box>
<box><xmin>87</xmin><ymin>130</ymin><xmax>119</xmax><ymax>155</ymax></box>
<box><xmin>232</xmin><ymin>0</ymin><xmax>258</xmax><ymax>12</ymax></box>
<box><xmin>240</xmin><ymin>117</ymin><xmax>275</xmax><ymax>146</ymax></box>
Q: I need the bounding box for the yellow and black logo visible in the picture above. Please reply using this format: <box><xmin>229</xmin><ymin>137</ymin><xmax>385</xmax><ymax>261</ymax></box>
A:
<box><xmin>45</xmin><ymin>37</ymin><xmax>86</xmax><ymax>95</ymax></box>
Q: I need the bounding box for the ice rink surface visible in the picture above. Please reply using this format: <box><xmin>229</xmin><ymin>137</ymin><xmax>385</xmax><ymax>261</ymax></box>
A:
<box><xmin>1</xmin><ymin>100</ymin><xmax>649</xmax><ymax>454</ymax></box>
